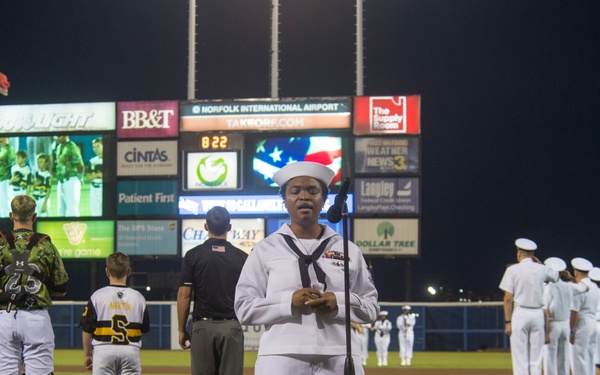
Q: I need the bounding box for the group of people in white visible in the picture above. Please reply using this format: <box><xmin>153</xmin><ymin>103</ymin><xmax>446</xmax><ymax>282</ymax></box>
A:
<box><xmin>353</xmin><ymin>305</ymin><xmax>416</xmax><ymax>367</ymax></box>
<box><xmin>500</xmin><ymin>238</ymin><xmax>600</xmax><ymax>375</ymax></box>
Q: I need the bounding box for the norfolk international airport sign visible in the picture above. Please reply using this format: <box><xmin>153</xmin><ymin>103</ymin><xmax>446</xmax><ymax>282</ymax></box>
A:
<box><xmin>353</xmin><ymin>218</ymin><xmax>419</xmax><ymax>256</ymax></box>
<box><xmin>180</xmin><ymin>98</ymin><xmax>352</xmax><ymax>131</ymax></box>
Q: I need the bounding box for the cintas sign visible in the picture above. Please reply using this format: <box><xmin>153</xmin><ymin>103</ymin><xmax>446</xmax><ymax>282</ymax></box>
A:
<box><xmin>117</xmin><ymin>100</ymin><xmax>179</xmax><ymax>139</ymax></box>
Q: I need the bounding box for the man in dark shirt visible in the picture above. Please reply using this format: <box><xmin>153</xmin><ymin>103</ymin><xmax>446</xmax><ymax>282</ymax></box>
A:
<box><xmin>177</xmin><ymin>206</ymin><xmax>248</xmax><ymax>375</ymax></box>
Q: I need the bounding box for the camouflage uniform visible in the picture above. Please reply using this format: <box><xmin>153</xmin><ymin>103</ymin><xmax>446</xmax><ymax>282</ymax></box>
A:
<box><xmin>0</xmin><ymin>229</ymin><xmax>69</xmax><ymax>374</ymax></box>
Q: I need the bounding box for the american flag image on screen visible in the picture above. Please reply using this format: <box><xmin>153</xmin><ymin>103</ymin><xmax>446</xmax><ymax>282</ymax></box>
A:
<box><xmin>253</xmin><ymin>136</ymin><xmax>342</xmax><ymax>186</ymax></box>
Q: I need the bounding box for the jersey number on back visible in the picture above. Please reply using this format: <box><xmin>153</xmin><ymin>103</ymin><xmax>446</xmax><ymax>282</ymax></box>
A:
<box><xmin>4</xmin><ymin>264</ymin><xmax>43</xmax><ymax>294</ymax></box>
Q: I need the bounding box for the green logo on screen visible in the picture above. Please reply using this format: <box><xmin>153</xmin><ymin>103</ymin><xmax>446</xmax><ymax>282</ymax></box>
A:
<box><xmin>197</xmin><ymin>155</ymin><xmax>228</xmax><ymax>187</ymax></box>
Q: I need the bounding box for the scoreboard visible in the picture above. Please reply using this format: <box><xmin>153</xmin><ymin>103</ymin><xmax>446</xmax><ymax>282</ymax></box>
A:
<box><xmin>0</xmin><ymin>95</ymin><xmax>421</xmax><ymax>258</ymax></box>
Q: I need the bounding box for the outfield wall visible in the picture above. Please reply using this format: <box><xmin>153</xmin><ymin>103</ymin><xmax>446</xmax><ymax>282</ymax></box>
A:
<box><xmin>51</xmin><ymin>301</ymin><xmax>508</xmax><ymax>352</ymax></box>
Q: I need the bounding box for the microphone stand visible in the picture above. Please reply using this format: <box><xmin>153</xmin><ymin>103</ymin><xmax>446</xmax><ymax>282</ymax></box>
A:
<box><xmin>341</xmin><ymin>201</ymin><xmax>355</xmax><ymax>375</ymax></box>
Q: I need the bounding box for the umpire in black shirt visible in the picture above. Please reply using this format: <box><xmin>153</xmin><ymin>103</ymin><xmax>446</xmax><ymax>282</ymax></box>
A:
<box><xmin>177</xmin><ymin>206</ymin><xmax>248</xmax><ymax>375</ymax></box>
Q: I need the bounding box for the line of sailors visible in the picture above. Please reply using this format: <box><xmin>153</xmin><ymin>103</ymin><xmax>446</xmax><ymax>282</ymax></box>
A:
<box><xmin>500</xmin><ymin>238</ymin><xmax>600</xmax><ymax>375</ymax></box>
<box><xmin>353</xmin><ymin>305</ymin><xmax>416</xmax><ymax>367</ymax></box>
<box><xmin>542</xmin><ymin>257</ymin><xmax>600</xmax><ymax>375</ymax></box>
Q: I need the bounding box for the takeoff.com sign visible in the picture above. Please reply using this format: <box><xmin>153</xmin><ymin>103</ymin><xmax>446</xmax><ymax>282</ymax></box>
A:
<box><xmin>353</xmin><ymin>96</ymin><xmax>421</xmax><ymax>135</ymax></box>
<box><xmin>117</xmin><ymin>100</ymin><xmax>179</xmax><ymax>139</ymax></box>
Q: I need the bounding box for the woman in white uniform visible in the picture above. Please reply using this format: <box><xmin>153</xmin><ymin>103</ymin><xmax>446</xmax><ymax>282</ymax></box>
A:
<box><xmin>372</xmin><ymin>311</ymin><xmax>392</xmax><ymax>366</ymax></box>
<box><xmin>397</xmin><ymin>305</ymin><xmax>416</xmax><ymax>366</ymax></box>
<box><xmin>234</xmin><ymin>162</ymin><xmax>379</xmax><ymax>375</ymax></box>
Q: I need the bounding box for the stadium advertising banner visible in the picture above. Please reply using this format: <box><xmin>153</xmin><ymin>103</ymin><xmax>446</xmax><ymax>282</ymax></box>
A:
<box><xmin>117</xmin><ymin>140</ymin><xmax>178</xmax><ymax>176</ymax></box>
<box><xmin>353</xmin><ymin>96</ymin><xmax>420</xmax><ymax>135</ymax></box>
<box><xmin>180</xmin><ymin>98</ymin><xmax>352</xmax><ymax>132</ymax></box>
<box><xmin>117</xmin><ymin>180</ymin><xmax>178</xmax><ymax>216</ymax></box>
<box><xmin>36</xmin><ymin>220</ymin><xmax>114</xmax><ymax>259</ymax></box>
<box><xmin>354</xmin><ymin>137</ymin><xmax>419</xmax><ymax>174</ymax></box>
<box><xmin>354</xmin><ymin>177</ymin><xmax>419</xmax><ymax>214</ymax></box>
<box><xmin>117</xmin><ymin>100</ymin><xmax>179</xmax><ymax>139</ymax></box>
<box><xmin>178</xmin><ymin>194</ymin><xmax>353</xmax><ymax>216</ymax></box>
<box><xmin>353</xmin><ymin>218</ymin><xmax>419</xmax><ymax>256</ymax></box>
<box><xmin>183</xmin><ymin>150</ymin><xmax>241</xmax><ymax>190</ymax></box>
<box><xmin>0</xmin><ymin>102</ymin><xmax>116</xmax><ymax>133</ymax></box>
<box><xmin>181</xmin><ymin>218</ymin><xmax>265</xmax><ymax>255</ymax></box>
<box><xmin>116</xmin><ymin>220</ymin><xmax>178</xmax><ymax>256</ymax></box>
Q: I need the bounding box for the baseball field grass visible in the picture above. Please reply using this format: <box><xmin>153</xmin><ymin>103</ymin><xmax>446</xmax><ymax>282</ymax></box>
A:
<box><xmin>55</xmin><ymin>349</ymin><xmax>512</xmax><ymax>374</ymax></box>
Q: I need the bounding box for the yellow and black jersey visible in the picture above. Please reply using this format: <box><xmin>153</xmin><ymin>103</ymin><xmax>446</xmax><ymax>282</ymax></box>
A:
<box><xmin>79</xmin><ymin>285</ymin><xmax>150</xmax><ymax>348</ymax></box>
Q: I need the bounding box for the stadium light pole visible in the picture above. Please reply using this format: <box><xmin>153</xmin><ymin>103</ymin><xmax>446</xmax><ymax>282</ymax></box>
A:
<box><xmin>188</xmin><ymin>0</ymin><xmax>197</xmax><ymax>100</ymax></box>
<box><xmin>356</xmin><ymin>0</ymin><xmax>364</xmax><ymax>96</ymax></box>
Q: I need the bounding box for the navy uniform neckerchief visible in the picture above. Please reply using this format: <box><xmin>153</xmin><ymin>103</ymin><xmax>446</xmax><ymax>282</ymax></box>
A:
<box><xmin>280</xmin><ymin>234</ymin><xmax>332</xmax><ymax>291</ymax></box>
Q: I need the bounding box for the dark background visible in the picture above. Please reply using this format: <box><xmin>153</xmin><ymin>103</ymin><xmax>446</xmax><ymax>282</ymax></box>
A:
<box><xmin>1</xmin><ymin>0</ymin><xmax>599</xmax><ymax>302</ymax></box>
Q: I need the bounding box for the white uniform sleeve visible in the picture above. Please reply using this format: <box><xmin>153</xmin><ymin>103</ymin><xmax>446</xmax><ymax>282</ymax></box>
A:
<box><xmin>234</xmin><ymin>248</ymin><xmax>294</xmax><ymax>325</ymax></box>
<box><xmin>331</xmin><ymin>244</ymin><xmax>379</xmax><ymax>324</ymax></box>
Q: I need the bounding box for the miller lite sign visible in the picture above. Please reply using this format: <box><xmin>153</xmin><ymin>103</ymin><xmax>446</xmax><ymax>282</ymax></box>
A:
<box><xmin>353</xmin><ymin>96</ymin><xmax>421</xmax><ymax>135</ymax></box>
<box><xmin>117</xmin><ymin>100</ymin><xmax>179</xmax><ymax>139</ymax></box>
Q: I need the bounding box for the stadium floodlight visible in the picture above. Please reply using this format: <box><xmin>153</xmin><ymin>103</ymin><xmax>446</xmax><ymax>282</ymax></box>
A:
<box><xmin>427</xmin><ymin>286</ymin><xmax>437</xmax><ymax>295</ymax></box>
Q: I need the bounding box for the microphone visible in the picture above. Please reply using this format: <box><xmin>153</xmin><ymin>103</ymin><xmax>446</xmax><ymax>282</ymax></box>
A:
<box><xmin>327</xmin><ymin>178</ymin><xmax>351</xmax><ymax>224</ymax></box>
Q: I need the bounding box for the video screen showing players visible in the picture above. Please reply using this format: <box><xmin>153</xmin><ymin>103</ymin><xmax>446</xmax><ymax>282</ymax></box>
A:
<box><xmin>0</xmin><ymin>134</ymin><xmax>110</xmax><ymax>218</ymax></box>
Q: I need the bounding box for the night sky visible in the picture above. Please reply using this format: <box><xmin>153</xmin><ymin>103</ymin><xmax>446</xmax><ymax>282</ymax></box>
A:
<box><xmin>1</xmin><ymin>0</ymin><xmax>599</xmax><ymax>302</ymax></box>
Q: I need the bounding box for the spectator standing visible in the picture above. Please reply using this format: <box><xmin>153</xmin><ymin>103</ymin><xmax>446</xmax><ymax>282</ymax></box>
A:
<box><xmin>177</xmin><ymin>206</ymin><xmax>247</xmax><ymax>375</ymax></box>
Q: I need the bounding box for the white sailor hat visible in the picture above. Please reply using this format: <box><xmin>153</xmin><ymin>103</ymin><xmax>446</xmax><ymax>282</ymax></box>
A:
<box><xmin>379</xmin><ymin>310</ymin><xmax>389</xmax><ymax>316</ymax></box>
<box><xmin>272</xmin><ymin>161</ymin><xmax>335</xmax><ymax>187</ymax></box>
<box><xmin>589</xmin><ymin>267</ymin><xmax>600</xmax><ymax>282</ymax></box>
<box><xmin>403</xmin><ymin>305</ymin><xmax>411</xmax><ymax>310</ymax></box>
<box><xmin>515</xmin><ymin>238</ymin><xmax>537</xmax><ymax>251</ymax></box>
<box><xmin>571</xmin><ymin>257</ymin><xmax>593</xmax><ymax>272</ymax></box>
<box><xmin>544</xmin><ymin>257</ymin><xmax>566</xmax><ymax>272</ymax></box>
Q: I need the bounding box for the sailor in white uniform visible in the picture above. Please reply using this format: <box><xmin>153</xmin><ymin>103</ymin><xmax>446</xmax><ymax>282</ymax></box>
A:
<box><xmin>542</xmin><ymin>257</ymin><xmax>588</xmax><ymax>375</ymax></box>
<box><xmin>372</xmin><ymin>311</ymin><xmax>392</xmax><ymax>366</ymax></box>
<box><xmin>397</xmin><ymin>305</ymin><xmax>416</xmax><ymax>366</ymax></box>
<box><xmin>234</xmin><ymin>161</ymin><xmax>379</xmax><ymax>375</ymax></box>
<box><xmin>587</xmin><ymin>267</ymin><xmax>600</xmax><ymax>375</ymax></box>
<box><xmin>499</xmin><ymin>238</ymin><xmax>559</xmax><ymax>375</ymax></box>
<box><xmin>570</xmin><ymin>257</ymin><xmax>599</xmax><ymax>375</ymax></box>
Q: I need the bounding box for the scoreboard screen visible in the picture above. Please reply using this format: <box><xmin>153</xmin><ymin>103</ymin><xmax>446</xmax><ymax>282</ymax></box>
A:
<box><xmin>183</xmin><ymin>150</ymin><xmax>241</xmax><ymax>190</ymax></box>
<box><xmin>249</xmin><ymin>135</ymin><xmax>343</xmax><ymax>187</ymax></box>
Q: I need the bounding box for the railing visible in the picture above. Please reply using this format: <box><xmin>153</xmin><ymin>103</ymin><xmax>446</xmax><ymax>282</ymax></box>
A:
<box><xmin>51</xmin><ymin>301</ymin><xmax>508</xmax><ymax>351</ymax></box>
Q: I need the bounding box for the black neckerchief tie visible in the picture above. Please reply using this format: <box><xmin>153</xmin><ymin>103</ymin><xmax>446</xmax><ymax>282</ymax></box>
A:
<box><xmin>281</xmin><ymin>234</ymin><xmax>332</xmax><ymax>291</ymax></box>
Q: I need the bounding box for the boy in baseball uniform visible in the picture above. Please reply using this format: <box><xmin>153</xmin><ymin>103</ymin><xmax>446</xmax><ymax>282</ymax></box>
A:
<box><xmin>79</xmin><ymin>252</ymin><xmax>150</xmax><ymax>375</ymax></box>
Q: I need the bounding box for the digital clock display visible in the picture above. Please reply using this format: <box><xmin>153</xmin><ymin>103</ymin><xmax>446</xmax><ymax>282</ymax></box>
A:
<box><xmin>199</xmin><ymin>133</ymin><xmax>243</xmax><ymax>150</ymax></box>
